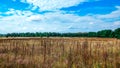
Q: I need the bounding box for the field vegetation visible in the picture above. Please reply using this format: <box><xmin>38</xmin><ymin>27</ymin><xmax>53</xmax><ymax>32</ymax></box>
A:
<box><xmin>0</xmin><ymin>37</ymin><xmax>120</xmax><ymax>68</ymax></box>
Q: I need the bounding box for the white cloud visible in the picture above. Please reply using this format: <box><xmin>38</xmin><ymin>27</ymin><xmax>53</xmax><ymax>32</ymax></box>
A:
<box><xmin>26</xmin><ymin>15</ymin><xmax>44</xmax><ymax>22</ymax></box>
<box><xmin>20</xmin><ymin>0</ymin><xmax>89</xmax><ymax>11</ymax></box>
<box><xmin>113</xmin><ymin>21</ymin><xmax>120</xmax><ymax>26</ymax></box>
<box><xmin>0</xmin><ymin>5</ymin><xmax>120</xmax><ymax>33</ymax></box>
<box><xmin>97</xmin><ymin>6</ymin><xmax>120</xmax><ymax>19</ymax></box>
<box><xmin>89</xmin><ymin>22</ymin><xmax>94</xmax><ymax>25</ymax></box>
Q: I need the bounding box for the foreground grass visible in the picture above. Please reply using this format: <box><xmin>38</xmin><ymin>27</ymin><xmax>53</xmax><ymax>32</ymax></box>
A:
<box><xmin>0</xmin><ymin>37</ymin><xmax>120</xmax><ymax>68</ymax></box>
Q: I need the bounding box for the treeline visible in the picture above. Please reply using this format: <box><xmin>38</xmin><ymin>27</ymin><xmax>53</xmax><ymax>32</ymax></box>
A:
<box><xmin>0</xmin><ymin>28</ymin><xmax>120</xmax><ymax>39</ymax></box>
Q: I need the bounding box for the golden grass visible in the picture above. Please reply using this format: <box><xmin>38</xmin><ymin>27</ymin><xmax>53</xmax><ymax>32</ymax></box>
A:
<box><xmin>0</xmin><ymin>37</ymin><xmax>120</xmax><ymax>68</ymax></box>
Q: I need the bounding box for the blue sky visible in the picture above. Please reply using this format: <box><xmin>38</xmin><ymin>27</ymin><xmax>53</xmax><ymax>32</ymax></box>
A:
<box><xmin>0</xmin><ymin>0</ymin><xmax>120</xmax><ymax>33</ymax></box>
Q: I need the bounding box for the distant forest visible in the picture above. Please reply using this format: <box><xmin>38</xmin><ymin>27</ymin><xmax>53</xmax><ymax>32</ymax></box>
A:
<box><xmin>0</xmin><ymin>28</ymin><xmax>120</xmax><ymax>39</ymax></box>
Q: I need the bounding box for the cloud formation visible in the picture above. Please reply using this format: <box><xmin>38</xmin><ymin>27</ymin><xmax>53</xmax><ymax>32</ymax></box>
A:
<box><xmin>97</xmin><ymin>6</ymin><xmax>120</xmax><ymax>19</ymax></box>
<box><xmin>0</xmin><ymin>0</ymin><xmax>120</xmax><ymax>33</ymax></box>
<box><xmin>20</xmin><ymin>0</ymin><xmax>89</xmax><ymax>11</ymax></box>
<box><xmin>0</xmin><ymin>5</ymin><xmax>120</xmax><ymax>33</ymax></box>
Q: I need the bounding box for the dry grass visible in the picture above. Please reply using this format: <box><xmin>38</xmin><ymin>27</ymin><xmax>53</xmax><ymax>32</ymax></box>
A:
<box><xmin>0</xmin><ymin>37</ymin><xmax>120</xmax><ymax>68</ymax></box>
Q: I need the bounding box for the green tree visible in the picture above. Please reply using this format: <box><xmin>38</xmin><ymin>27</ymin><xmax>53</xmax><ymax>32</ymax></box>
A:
<box><xmin>114</xmin><ymin>28</ymin><xmax>120</xmax><ymax>39</ymax></box>
<box><xmin>88</xmin><ymin>32</ymin><xmax>97</xmax><ymax>37</ymax></box>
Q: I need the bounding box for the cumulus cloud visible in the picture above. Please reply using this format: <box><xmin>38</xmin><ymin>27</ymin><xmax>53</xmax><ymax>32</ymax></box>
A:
<box><xmin>0</xmin><ymin>5</ymin><xmax>120</xmax><ymax>33</ymax></box>
<box><xmin>26</xmin><ymin>15</ymin><xmax>44</xmax><ymax>22</ymax></box>
<box><xmin>113</xmin><ymin>21</ymin><xmax>120</xmax><ymax>26</ymax></box>
<box><xmin>97</xmin><ymin>6</ymin><xmax>120</xmax><ymax>19</ymax></box>
<box><xmin>20</xmin><ymin>0</ymin><xmax>90</xmax><ymax>11</ymax></box>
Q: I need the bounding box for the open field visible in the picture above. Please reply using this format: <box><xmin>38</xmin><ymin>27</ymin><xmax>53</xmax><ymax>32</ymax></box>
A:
<box><xmin>0</xmin><ymin>37</ymin><xmax>120</xmax><ymax>68</ymax></box>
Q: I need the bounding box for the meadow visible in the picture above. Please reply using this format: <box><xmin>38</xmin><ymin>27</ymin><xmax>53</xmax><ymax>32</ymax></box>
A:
<box><xmin>0</xmin><ymin>37</ymin><xmax>120</xmax><ymax>68</ymax></box>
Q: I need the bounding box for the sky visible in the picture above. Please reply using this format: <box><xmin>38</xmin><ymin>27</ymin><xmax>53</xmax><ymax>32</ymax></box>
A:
<box><xmin>0</xmin><ymin>0</ymin><xmax>120</xmax><ymax>33</ymax></box>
